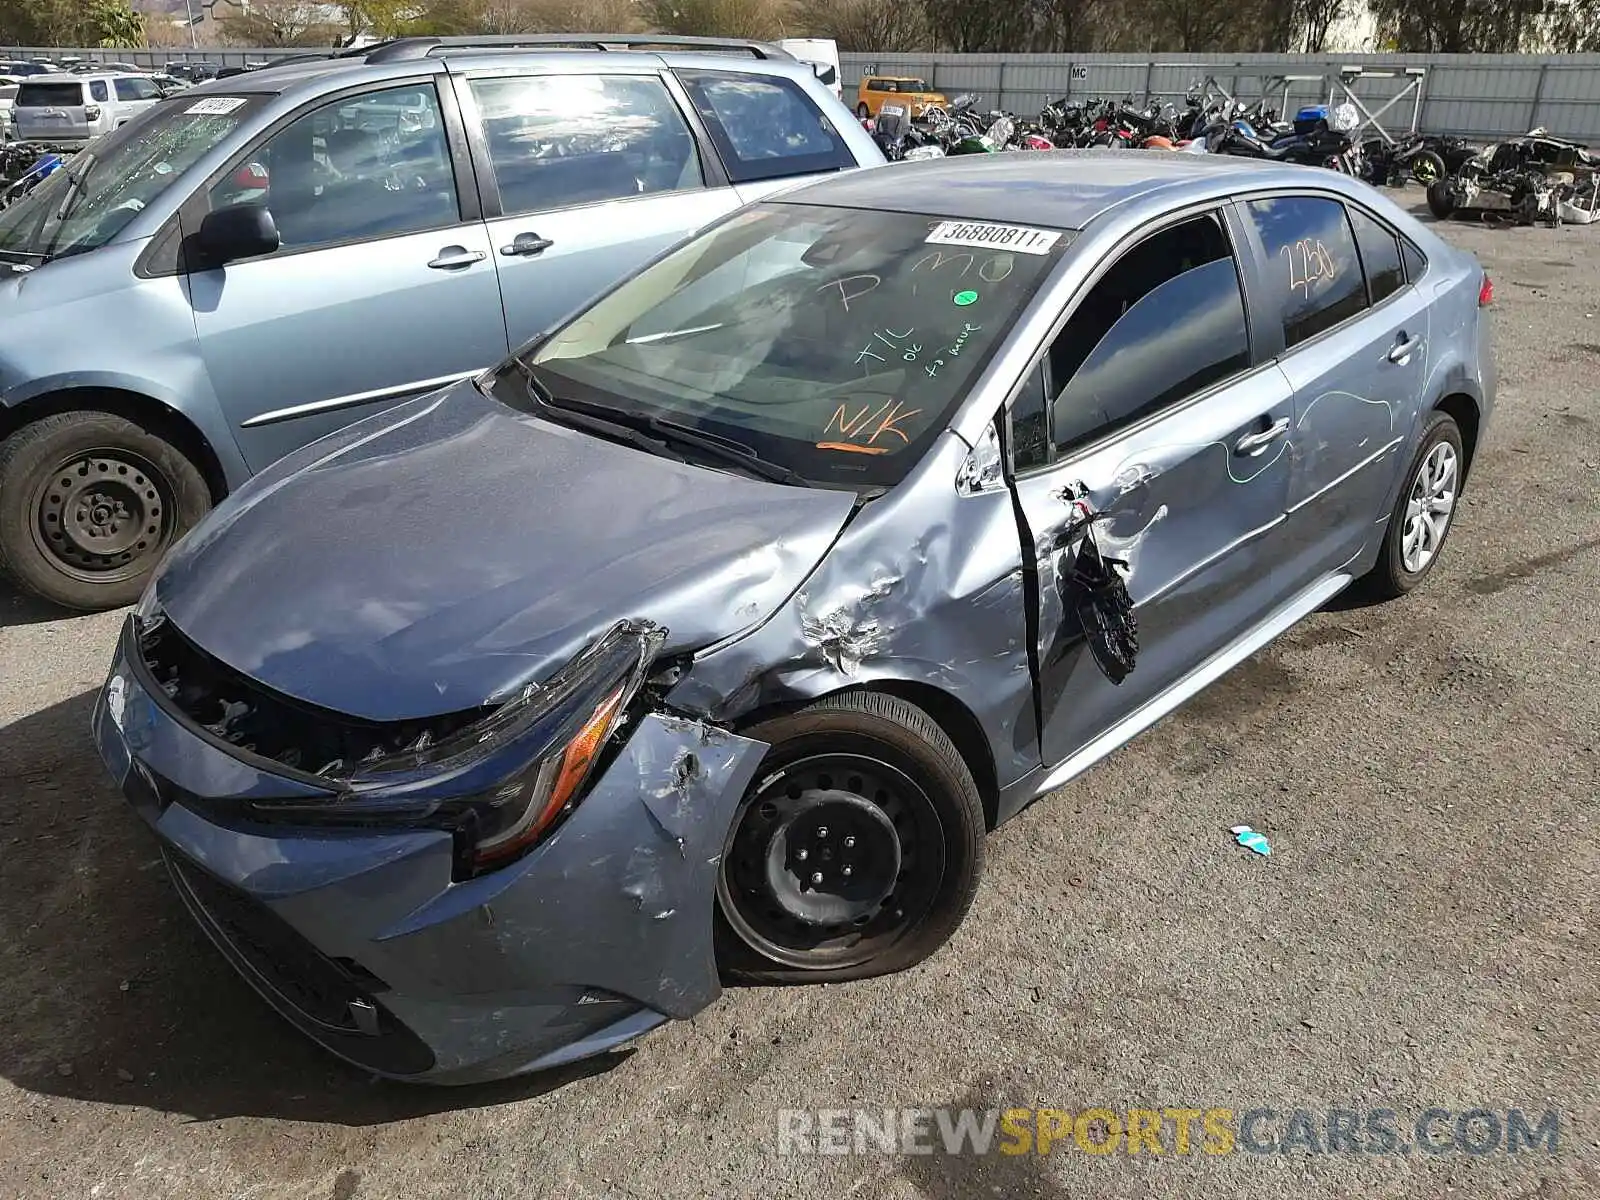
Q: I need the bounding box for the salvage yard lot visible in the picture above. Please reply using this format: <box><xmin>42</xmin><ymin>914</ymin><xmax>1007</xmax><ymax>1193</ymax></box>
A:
<box><xmin>1</xmin><ymin>196</ymin><xmax>1597</xmax><ymax>1200</ymax></box>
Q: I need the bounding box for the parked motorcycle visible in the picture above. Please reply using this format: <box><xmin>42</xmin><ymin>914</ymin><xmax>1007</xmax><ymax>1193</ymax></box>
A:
<box><xmin>1213</xmin><ymin>102</ymin><xmax>1362</xmax><ymax>174</ymax></box>
<box><xmin>1361</xmin><ymin>132</ymin><xmax>1477</xmax><ymax>187</ymax></box>
<box><xmin>870</xmin><ymin>104</ymin><xmax>945</xmax><ymax>162</ymax></box>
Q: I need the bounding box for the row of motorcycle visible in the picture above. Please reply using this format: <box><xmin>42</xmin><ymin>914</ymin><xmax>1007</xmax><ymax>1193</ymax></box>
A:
<box><xmin>863</xmin><ymin>86</ymin><xmax>1374</xmax><ymax>173</ymax></box>
<box><xmin>865</xmin><ymin>83</ymin><xmax>1599</xmax><ymax>226</ymax></box>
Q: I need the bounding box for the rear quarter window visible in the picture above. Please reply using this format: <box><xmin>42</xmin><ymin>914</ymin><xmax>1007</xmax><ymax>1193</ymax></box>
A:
<box><xmin>17</xmin><ymin>82</ymin><xmax>84</xmax><ymax>107</ymax></box>
<box><xmin>677</xmin><ymin>69</ymin><xmax>855</xmax><ymax>183</ymax></box>
<box><xmin>1242</xmin><ymin>195</ymin><xmax>1368</xmax><ymax>349</ymax></box>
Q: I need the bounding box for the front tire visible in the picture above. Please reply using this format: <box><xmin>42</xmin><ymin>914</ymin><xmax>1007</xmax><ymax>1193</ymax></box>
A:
<box><xmin>1410</xmin><ymin>149</ymin><xmax>1446</xmax><ymax>185</ymax></box>
<box><xmin>1360</xmin><ymin>411</ymin><xmax>1464</xmax><ymax>600</ymax></box>
<box><xmin>0</xmin><ymin>411</ymin><xmax>211</xmax><ymax>611</ymax></box>
<box><xmin>715</xmin><ymin>692</ymin><xmax>985</xmax><ymax>985</ymax></box>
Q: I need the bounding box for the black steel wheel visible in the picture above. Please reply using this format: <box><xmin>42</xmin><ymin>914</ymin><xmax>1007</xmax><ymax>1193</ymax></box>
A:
<box><xmin>0</xmin><ymin>411</ymin><xmax>212</xmax><ymax>610</ymax></box>
<box><xmin>716</xmin><ymin>691</ymin><xmax>985</xmax><ymax>984</ymax></box>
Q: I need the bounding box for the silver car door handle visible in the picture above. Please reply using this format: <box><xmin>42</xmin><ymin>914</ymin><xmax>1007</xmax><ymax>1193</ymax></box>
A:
<box><xmin>427</xmin><ymin>246</ymin><xmax>487</xmax><ymax>270</ymax></box>
<box><xmin>1387</xmin><ymin>335</ymin><xmax>1422</xmax><ymax>363</ymax></box>
<box><xmin>1234</xmin><ymin>417</ymin><xmax>1291</xmax><ymax>456</ymax></box>
<box><xmin>500</xmin><ymin>232</ymin><xmax>554</xmax><ymax>257</ymax></box>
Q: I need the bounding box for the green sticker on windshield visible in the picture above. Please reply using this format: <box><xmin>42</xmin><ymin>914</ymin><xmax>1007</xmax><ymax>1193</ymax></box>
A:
<box><xmin>954</xmin><ymin>290</ymin><xmax>979</xmax><ymax>307</ymax></box>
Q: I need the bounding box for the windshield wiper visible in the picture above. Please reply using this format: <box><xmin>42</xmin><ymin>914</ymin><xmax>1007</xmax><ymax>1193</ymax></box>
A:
<box><xmin>501</xmin><ymin>360</ymin><xmax>810</xmax><ymax>487</ymax></box>
<box><xmin>504</xmin><ymin>360</ymin><xmax>689</xmax><ymax>465</ymax></box>
<box><xmin>53</xmin><ymin>150</ymin><xmax>95</xmax><ymax>224</ymax></box>
<box><xmin>542</xmin><ymin>390</ymin><xmax>808</xmax><ymax>487</ymax></box>
<box><xmin>647</xmin><ymin>415</ymin><xmax>810</xmax><ymax>487</ymax></box>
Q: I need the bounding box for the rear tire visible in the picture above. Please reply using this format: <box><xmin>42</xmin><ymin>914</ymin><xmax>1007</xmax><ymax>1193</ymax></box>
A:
<box><xmin>715</xmin><ymin>692</ymin><xmax>985</xmax><ymax>985</ymax></box>
<box><xmin>0</xmin><ymin>411</ymin><xmax>211</xmax><ymax>611</ymax></box>
<box><xmin>1426</xmin><ymin>180</ymin><xmax>1457</xmax><ymax>220</ymax></box>
<box><xmin>1359</xmin><ymin>411</ymin><xmax>1464</xmax><ymax>601</ymax></box>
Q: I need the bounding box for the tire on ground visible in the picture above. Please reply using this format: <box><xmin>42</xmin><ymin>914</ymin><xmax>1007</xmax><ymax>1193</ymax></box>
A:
<box><xmin>715</xmin><ymin>690</ymin><xmax>985</xmax><ymax>986</ymax></box>
<box><xmin>1360</xmin><ymin>409</ymin><xmax>1465</xmax><ymax>601</ymax></box>
<box><xmin>0</xmin><ymin>410</ymin><xmax>212</xmax><ymax>611</ymax></box>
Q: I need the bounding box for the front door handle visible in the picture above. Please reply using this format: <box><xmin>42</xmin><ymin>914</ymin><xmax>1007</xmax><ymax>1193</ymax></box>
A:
<box><xmin>500</xmin><ymin>232</ymin><xmax>554</xmax><ymax>258</ymax></box>
<box><xmin>427</xmin><ymin>246</ymin><xmax>487</xmax><ymax>270</ymax></box>
<box><xmin>1387</xmin><ymin>334</ymin><xmax>1422</xmax><ymax>363</ymax></box>
<box><xmin>1234</xmin><ymin>416</ymin><xmax>1290</xmax><ymax>456</ymax></box>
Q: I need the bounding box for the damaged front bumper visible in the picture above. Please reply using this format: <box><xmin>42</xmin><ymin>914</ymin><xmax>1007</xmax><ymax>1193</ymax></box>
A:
<box><xmin>91</xmin><ymin>627</ymin><xmax>766</xmax><ymax>1085</ymax></box>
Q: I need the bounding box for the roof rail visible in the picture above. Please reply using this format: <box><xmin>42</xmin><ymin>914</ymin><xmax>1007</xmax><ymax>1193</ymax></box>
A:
<box><xmin>364</xmin><ymin>34</ymin><xmax>794</xmax><ymax>64</ymax></box>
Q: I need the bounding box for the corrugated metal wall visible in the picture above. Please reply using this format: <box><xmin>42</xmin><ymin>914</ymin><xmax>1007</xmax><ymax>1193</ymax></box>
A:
<box><xmin>842</xmin><ymin>53</ymin><xmax>1600</xmax><ymax>141</ymax></box>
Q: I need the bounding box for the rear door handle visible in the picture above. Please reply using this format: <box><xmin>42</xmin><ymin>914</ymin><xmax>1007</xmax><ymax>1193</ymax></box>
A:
<box><xmin>500</xmin><ymin>232</ymin><xmax>554</xmax><ymax>257</ymax></box>
<box><xmin>1388</xmin><ymin>334</ymin><xmax>1422</xmax><ymax>363</ymax></box>
<box><xmin>427</xmin><ymin>246</ymin><xmax>486</xmax><ymax>270</ymax></box>
<box><xmin>1233</xmin><ymin>416</ymin><xmax>1290</xmax><ymax>456</ymax></box>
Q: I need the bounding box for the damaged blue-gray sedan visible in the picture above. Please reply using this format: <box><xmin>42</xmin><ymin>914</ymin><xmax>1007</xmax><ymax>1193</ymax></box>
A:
<box><xmin>94</xmin><ymin>153</ymin><xmax>1495</xmax><ymax>1084</ymax></box>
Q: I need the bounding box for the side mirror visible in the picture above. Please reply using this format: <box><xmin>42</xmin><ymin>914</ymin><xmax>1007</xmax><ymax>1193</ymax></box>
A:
<box><xmin>196</xmin><ymin>202</ymin><xmax>278</xmax><ymax>266</ymax></box>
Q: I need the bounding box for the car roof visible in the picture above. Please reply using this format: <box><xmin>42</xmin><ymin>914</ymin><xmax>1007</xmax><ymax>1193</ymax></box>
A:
<box><xmin>178</xmin><ymin>34</ymin><xmax>798</xmax><ymax>97</ymax></box>
<box><xmin>775</xmin><ymin>150</ymin><xmax>1347</xmax><ymax>230</ymax></box>
<box><xmin>21</xmin><ymin>71</ymin><xmax>143</xmax><ymax>83</ymax></box>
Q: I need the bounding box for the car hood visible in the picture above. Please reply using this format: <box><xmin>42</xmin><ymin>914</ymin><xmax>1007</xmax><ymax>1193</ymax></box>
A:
<box><xmin>152</xmin><ymin>381</ymin><xmax>858</xmax><ymax>722</ymax></box>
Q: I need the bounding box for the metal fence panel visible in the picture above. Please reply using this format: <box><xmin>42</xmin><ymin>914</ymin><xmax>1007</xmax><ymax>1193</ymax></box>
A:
<box><xmin>840</xmin><ymin>51</ymin><xmax>1600</xmax><ymax>141</ymax></box>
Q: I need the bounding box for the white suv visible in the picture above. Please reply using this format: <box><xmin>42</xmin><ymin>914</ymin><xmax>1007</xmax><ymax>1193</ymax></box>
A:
<box><xmin>13</xmin><ymin>72</ymin><xmax>162</xmax><ymax>142</ymax></box>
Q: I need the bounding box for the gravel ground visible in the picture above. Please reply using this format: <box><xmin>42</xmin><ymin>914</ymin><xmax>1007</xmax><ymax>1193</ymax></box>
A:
<box><xmin>2</xmin><ymin>195</ymin><xmax>1597</xmax><ymax>1200</ymax></box>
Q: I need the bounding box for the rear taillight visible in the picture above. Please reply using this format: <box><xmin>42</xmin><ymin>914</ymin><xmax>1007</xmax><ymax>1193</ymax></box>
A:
<box><xmin>83</xmin><ymin>103</ymin><xmax>100</xmax><ymax>121</ymax></box>
<box><xmin>1479</xmin><ymin>273</ymin><xmax>1494</xmax><ymax>307</ymax></box>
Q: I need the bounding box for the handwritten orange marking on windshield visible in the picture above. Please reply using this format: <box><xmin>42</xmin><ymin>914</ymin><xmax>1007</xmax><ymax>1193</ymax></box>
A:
<box><xmin>824</xmin><ymin>399</ymin><xmax>924</xmax><ymax>449</ymax></box>
<box><xmin>816</xmin><ymin>442</ymin><xmax>891</xmax><ymax>455</ymax></box>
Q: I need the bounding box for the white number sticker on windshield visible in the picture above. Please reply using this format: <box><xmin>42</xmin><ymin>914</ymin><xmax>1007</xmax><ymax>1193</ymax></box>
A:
<box><xmin>185</xmin><ymin>97</ymin><xmax>247</xmax><ymax>115</ymax></box>
<box><xmin>926</xmin><ymin>221</ymin><xmax>1060</xmax><ymax>255</ymax></box>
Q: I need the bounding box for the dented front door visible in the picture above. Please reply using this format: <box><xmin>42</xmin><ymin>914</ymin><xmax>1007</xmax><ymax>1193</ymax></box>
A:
<box><xmin>1013</xmin><ymin>366</ymin><xmax>1299</xmax><ymax>767</ymax></box>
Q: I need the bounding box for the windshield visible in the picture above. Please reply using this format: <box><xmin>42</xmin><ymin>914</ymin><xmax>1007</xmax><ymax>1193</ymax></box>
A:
<box><xmin>507</xmin><ymin>204</ymin><xmax>1070</xmax><ymax>488</ymax></box>
<box><xmin>0</xmin><ymin>94</ymin><xmax>257</xmax><ymax>261</ymax></box>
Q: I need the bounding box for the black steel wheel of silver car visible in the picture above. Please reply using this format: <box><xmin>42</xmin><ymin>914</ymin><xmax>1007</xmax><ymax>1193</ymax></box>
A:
<box><xmin>715</xmin><ymin>692</ymin><xmax>985</xmax><ymax>984</ymax></box>
<box><xmin>0</xmin><ymin>411</ymin><xmax>211</xmax><ymax>610</ymax></box>
<box><xmin>1362</xmin><ymin>410</ymin><xmax>1465</xmax><ymax>599</ymax></box>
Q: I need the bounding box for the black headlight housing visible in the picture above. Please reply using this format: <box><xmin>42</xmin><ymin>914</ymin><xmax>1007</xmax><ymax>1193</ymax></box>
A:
<box><xmin>228</xmin><ymin>621</ymin><xmax>667</xmax><ymax>878</ymax></box>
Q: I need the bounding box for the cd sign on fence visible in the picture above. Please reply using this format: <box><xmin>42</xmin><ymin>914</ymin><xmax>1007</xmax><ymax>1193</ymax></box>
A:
<box><xmin>1071</xmin><ymin>65</ymin><xmax>1089</xmax><ymax>80</ymax></box>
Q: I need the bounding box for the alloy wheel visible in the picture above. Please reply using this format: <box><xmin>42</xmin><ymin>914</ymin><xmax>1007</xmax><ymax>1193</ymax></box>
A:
<box><xmin>1401</xmin><ymin>441</ymin><xmax>1457</xmax><ymax>574</ymax></box>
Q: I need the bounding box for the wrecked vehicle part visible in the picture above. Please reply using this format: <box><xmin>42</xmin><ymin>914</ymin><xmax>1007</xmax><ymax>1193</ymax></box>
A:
<box><xmin>95</xmin><ymin>644</ymin><xmax>766</xmax><ymax>1083</ymax></box>
<box><xmin>669</xmin><ymin>431</ymin><xmax>1040</xmax><ymax>807</ymax></box>
<box><xmin>135</xmin><ymin>615</ymin><xmax>671</xmax><ymax>879</ymax></box>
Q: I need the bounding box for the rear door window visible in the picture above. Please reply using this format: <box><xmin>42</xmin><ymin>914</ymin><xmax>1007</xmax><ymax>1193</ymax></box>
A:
<box><xmin>1241</xmin><ymin>195</ymin><xmax>1368</xmax><ymax>349</ymax></box>
<box><xmin>676</xmin><ymin>69</ymin><xmax>854</xmax><ymax>183</ymax></box>
<box><xmin>1347</xmin><ymin>206</ymin><xmax>1405</xmax><ymax>304</ymax></box>
<box><xmin>468</xmin><ymin>73</ymin><xmax>704</xmax><ymax>215</ymax></box>
<box><xmin>17</xmin><ymin>82</ymin><xmax>83</xmax><ymax>107</ymax></box>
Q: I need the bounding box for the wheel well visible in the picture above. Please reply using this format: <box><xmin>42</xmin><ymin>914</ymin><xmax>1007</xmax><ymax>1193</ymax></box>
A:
<box><xmin>0</xmin><ymin>388</ymin><xmax>229</xmax><ymax>504</ymax></box>
<box><xmin>1433</xmin><ymin>393</ymin><xmax>1481</xmax><ymax>480</ymax></box>
<box><xmin>734</xmin><ymin>681</ymin><xmax>1001</xmax><ymax>831</ymax></box>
